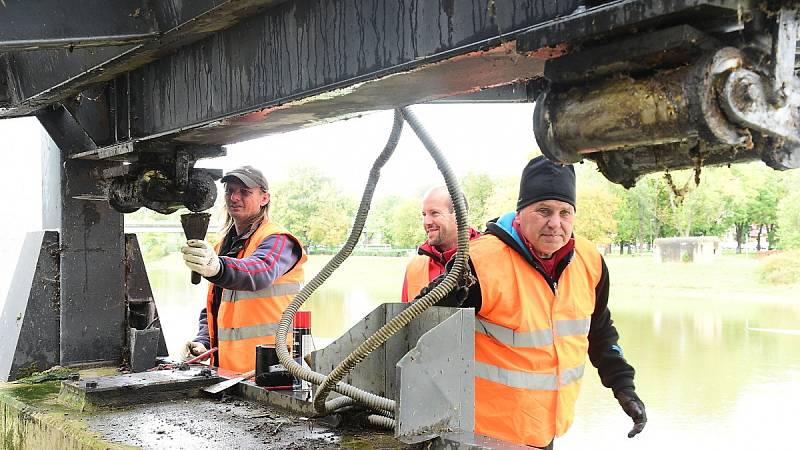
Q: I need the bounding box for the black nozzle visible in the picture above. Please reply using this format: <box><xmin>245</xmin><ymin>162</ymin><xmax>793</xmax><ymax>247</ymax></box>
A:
<box><xmin>180</xmin><ymin>213</ymin><xmax>212</xmax><ymax>284</ymax></box>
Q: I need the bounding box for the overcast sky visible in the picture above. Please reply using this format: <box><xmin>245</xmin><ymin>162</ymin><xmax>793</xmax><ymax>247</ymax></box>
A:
<box><xmin>201</xmin><ymin>103</ymin><xmax>537</xmax><ymax>196</ymax></box>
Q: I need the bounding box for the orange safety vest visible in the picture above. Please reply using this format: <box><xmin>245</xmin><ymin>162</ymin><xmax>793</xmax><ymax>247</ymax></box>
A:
<box><xmin>403</xmin><ymin>255</ymin><xmax>431</xmax><ymax>301</ymax></box>
<box><xmin>469</xmin><ymin>234</ymin><xmax>601</xmax><ymax>447</ymax></box>
<box><xmin>205</xmin><ymin>220</ymin><xmax>307</xmax><ymax>373</ymax></box>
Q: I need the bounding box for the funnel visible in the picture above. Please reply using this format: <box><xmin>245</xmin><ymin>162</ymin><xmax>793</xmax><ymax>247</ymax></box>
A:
<box><xmin>180</xmin><ymin>212</ymin><xmax>212</xmax><ymax>284</ymax></box>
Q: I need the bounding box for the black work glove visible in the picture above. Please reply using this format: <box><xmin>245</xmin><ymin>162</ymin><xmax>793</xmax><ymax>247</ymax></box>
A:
<box><xmin>413</xmin><ymin>274</ymin><xmax>444</xmax><ymax>301</ymax></box>
<box><xmin>413</xmin><ymin>273</ymin><xmax>469</xmax><ymax>306</ymax></box>
<box><xmin>615</xmin><ymin>388</ymin><xmax>646</xmax><ymax>438</ymax></box>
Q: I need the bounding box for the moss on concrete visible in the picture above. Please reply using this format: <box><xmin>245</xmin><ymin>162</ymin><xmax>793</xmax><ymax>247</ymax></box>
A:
<box><xmin>14</xmin><ymin>362</ymin><xmax>39</xmax><ymax>380</ymax></box>
<box><xmin>2</xmin><ymin>381</ymin><xmax>61</xmax><ymax>403</ymax></box>
<box><xmin>15</xmin><ymin>367</ymin><xmax>77</xmax><ymax>385</ymax></box>
<box><xmin>340</xmin><ymin>432</ymin><xmax>409</xmax><ymax>449</ymax></box>
<box><xmin>0</xmin><ymin>368</ymin><xmax>134</xmax><ymax>450</ymax></box>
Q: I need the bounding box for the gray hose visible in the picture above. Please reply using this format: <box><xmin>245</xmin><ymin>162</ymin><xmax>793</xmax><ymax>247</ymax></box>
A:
<box><xmin>274</xmin><ymin>110</ymin><xmax>405</xmax><ymax>412</ymax></box>
<box><xmin>324</xmin><ymin>396</ymin><xmax>393</xmax><ymax>417</ymax></box>
<box><xmin>366</xmin><ymin>414</ymin><xmax>396</xmax><ymax>430</ymax></box>
<box><xmin>324</xmin><ymin>396</ymin><xmax>355</xmax><ymax>413</ymax></box>
<box><xmin>311</xmin><ymin>107</ymin><xmax>470</xmax><ymax>414</ymax></box>
<box><xmin>274</xmin><ymin>106</ymin><xmax>470</xmax><ymax>419</ymax></box>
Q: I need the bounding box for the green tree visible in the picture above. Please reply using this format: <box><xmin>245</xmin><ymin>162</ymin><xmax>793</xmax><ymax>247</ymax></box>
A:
<box><xmin>270</xmin><ymin>164</ymin><xmax>356</xmax><ymax>247</ymax></box>
<box><xmin>485</xmin><ymin>175</ymin><xmax>518</xmax><ymax>225</ymax></box>
<box><xmin>574</xmin><ymin>163</ymin><xmax>617</xmax><ymax>245</ymax></box>
<box><xmin>387</xmin><ymin>198</ymin><xmax>425</xmax><ymax>248</ymax></box>
<box><xmin>748</xmin><ymin>170</ymin><xmax>787</xmax><ymax>250</ymax></box>
<box><xmin>365</xmin><ymin>195</ymin><xmax>404</xmax><ymax>246</ymax></box>
<box><xmin>614</xmin><ymin>176</ymin><xmax>674</xmax><ymax>249</ymax></box>
<box><xmin>613</xmin><ymin>188</ymin><xmax>639</xmax><ymax>252</ymax></box>
<box><xmin>777</xmin><ymin>174</ymin><xmax>800</xmax><ymax>249</ymax></box>
<box><xmin>654</xmin><ymin>168</ymin><xmax>741</xmax><ymax>241</ymax></box>
<box><xmin>460</xmin><ymin>172</ymin><xmax>495</xmax><ymax>231</ymax></box>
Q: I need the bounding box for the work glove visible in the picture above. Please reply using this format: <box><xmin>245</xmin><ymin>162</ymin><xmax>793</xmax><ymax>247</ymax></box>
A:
<box><xmin>181</xmin><ymin>239</ymin><xmax>221</xmax><ymax>278</ymax></box>
<box><xmin>615</xmin><ymin>387</ymin><xmax>647</xmax><ymax>438</ymax></box>
<box><xmin>180</xmin><ymin>341</ymin><xmax>208</xmax><ymax>361</ymax></box>
<box><xmin>414</xmin><ymin>271</ymin><xmax>473</xmax><ymax>307</ymax></box>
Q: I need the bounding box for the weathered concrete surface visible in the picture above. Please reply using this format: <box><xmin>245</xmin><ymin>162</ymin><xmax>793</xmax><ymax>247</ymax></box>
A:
<box><xmin>1</xmin><ymin>367</ymin><xmax>412</xmax><ymax>450</ymax></box>
<box><xmin>0</xmin><ymin>367</ymin><xmax>129</xmax><ymax>450</ymax></box>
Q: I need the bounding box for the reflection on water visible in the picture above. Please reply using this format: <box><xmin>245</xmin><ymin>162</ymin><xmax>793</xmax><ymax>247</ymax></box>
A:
<box><xmin>146</xmin><ymin>253</ymin><xmax>800</xmax><ymax>450</ymax></box>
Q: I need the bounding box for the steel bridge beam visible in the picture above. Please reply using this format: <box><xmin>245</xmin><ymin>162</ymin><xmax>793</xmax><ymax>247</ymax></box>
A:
<box><xmin>0</xmin><ymin>0</ymin><xmax>287</xmax><ymax>117</ymax></box>
<box><xmin>0</xmin><ymin>0</ymin><xmax>157</xmax><ymax>52</ymax></box>
<box><xmin>2</xmin><ymin>0</ymin><xmax>762</xmax><ymax>148</ymax></box>
<box><xmin>121</xmin><ymin>0</ymin><xmax>746</xmax><ymax>146</ymax></box>
<box><xmin>126</xmin><ymin>0</ymin><xmax>582</xmax><ymax>146</ymax></box>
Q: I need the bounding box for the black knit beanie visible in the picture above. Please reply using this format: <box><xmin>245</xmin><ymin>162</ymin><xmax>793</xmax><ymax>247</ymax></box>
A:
<box><xmin>516</xmin><ymin>155</ymin><xmax>576</xmax><ymax>211</ymax></box>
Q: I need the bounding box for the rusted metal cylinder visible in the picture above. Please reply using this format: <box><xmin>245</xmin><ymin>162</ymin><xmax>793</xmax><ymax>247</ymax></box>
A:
<box><xmin>534</xmin><ymin>47</ymin><xmax>747</xmax><ymax>164</ymax></box>
<box><xmin>535</xmin><ymin>69</ymin><xmax>695</xmax><ymax>163</ymax></box>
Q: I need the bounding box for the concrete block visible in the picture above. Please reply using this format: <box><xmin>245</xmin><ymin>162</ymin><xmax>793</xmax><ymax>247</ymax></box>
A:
<box><xmin>0</xmin><ymin>231</ymin><xmax>60</xmax><ymax>381</ymax></box>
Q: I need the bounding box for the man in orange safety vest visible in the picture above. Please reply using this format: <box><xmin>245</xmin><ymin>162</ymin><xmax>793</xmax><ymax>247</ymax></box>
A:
<box><xmin>430</xmin><ymin>156</ymin><xmax>646</xmax><ymax>449</ymax></box>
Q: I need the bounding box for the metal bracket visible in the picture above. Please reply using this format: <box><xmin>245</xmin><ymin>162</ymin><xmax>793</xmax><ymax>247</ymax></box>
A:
<box><xmin>720</xmin><ymin>68</ymin><xmax>800</xmax><ymax>145</ymax></box>
<box><xmin>395</xmin><ymin>308</ymin><xmax>474</xmax><ymax>443</ymax></box>
<box><xmin>715</xmin><ymin>7</ymin><xmax>800</xmax><ymax>170</ymax></box>
<box><xmin>83</xmin><ymin>141</ymin><xmax>225</xmax><ymax>214</ymax></box>
<box><xmin>542</xmin><ymin>24</ymin><xmax>720</xmax><ymax>84</ymax></box>
<box><xmin>770</xmin><ymin>7</ymin><xmax>798</xmax><ymax>107</ymax></box>
<box><xmin>517</xmin><ymin>0</ymin><xmax>742</xmax><ymax>54</ymax></box>
<box><xmin>175</xmin><ymin>150</ymin><xmax>191</xmax><ymax>191</ymax></box>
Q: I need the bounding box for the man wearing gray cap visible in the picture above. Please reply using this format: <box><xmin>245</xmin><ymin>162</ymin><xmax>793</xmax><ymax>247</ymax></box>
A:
<box><xmin>428</xmin><ymin>156</ymin><xmax>645</xmax><ymax>448</ymax></box>
<box><xmin>180</xmin><ymin>165</ymin><xmax>306</xmax><ymax>373</ymax></box>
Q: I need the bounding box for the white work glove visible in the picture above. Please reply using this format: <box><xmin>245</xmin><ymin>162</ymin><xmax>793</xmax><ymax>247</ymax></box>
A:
<box><xmin>180</xmin><ymin>341</ymin><xmax>208</xmax><ymax>361</ymax></box>
<box><xmin>181</xmin><ymin>239</ymin><xmax>221</xmax><ymax>278</ymax></box>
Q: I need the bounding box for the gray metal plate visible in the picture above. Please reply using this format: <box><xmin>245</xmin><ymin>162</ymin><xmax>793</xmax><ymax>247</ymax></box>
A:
<box><xmin>395</xmin><ymin>309</ymin><xmax>474</xmax><ymax>443</ymax></box>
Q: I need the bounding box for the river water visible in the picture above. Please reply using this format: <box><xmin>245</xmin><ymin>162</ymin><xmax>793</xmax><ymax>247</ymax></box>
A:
<box><xmin>111</xmin><ymin>253</ymin><xmax>800</xmax><ymax>449</ymax></box>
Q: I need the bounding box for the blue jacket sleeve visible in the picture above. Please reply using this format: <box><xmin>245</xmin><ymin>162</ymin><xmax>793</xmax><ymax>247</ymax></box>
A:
<box><xmin>206</xmin><ymin>234</ymin><xmax>299</xmax><ymax>291</ymax></box>
<box><xmin>193</xmin><ymin>308</ymin><xmax>211</xmax><ymax>348</ymax></box>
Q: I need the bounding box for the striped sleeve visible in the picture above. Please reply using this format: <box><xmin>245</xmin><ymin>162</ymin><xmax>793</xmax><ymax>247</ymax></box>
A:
<box><xmin>208</xmin><ymin>234</ymin><xmax>299</xmax><ymax>291</ymax></box>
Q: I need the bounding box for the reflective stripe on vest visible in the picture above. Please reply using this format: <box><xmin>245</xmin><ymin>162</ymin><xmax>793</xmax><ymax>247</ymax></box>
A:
<box><xmin>555</xmin><ymin>318</ymin><xmax>591</xmax><ymax>337</ymax></box>
<box><xmin>475</xmin><ymin>361</ymin><xmax>586</xmax><ymax>390</ymax></box>
<box><xmin>475</xmin><ymin>317</ymin><xmax>591</xmax><ymax>348</ymax></box>
<box><xmin>217</xmin><ymin>322</ymin><xmax>279</xmax><ymax>342</ymax></box>
<box><xmin>476</xmin><ymin>319</ymin><xmax>553</xmax><ymax>347</ymax></box>
<box><xmin>221</xmin><ymin>282</ymin><xmax>302</xmax><ymax>302</ymax></box>
<box><xmin>475</xmin><ymin>361</ymin><xmax>557</xmax><ymax>390</ymax></box>
<box><xmin>560</xmin><ymin>364</ymin><xmax>585</xmax><ymax>386</ymax></box>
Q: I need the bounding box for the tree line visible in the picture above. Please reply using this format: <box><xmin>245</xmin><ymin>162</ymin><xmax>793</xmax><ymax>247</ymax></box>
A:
<box><xmin>129</xmin><ymin>160</ymin><xmax>800</xmax><ymax>259</ymax></box>
<box><xmin>271</xmin><ymin>161</ymin><xmax>800</xmax><ymax>253</ymax></box>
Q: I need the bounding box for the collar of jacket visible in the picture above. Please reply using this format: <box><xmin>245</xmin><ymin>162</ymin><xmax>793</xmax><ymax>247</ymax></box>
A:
<box><xmin>486</xmin><ymin>212</ymin><xmax>575</xmax><ymax>286</ymax></box>
<box><xmin>417</xmin><ymin>227</ymin><xmax>480</xmax><ymax>264</ymax></box>
<box><xmin>222</xmin><ymin>217</ymin><xmax>265</xmax><ymax>256</ymax></box>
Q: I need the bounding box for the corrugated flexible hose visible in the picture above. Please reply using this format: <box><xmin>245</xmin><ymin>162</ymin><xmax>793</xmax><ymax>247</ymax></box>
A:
<box><xmin>274</xmin><ymin>107</ymin><xmax>470</xmax><ymax>427</ymax></box>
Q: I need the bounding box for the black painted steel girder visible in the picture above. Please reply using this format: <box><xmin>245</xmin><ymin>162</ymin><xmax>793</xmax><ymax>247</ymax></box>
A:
<box><xmin>127</xmin><ymin>0</ymin><xmax>584</xmax><ymax>146</ymax></box>
<box><xmin>516</xmin><ymin>0</ymin><xmax>744</xmax><ymax>53</ymax></box>
<box><xmin>0</xmin><ymin>0</ymin><xmax>287</xmax><ymax>118</ymax></box>
<box><xmin>122</xmin><ymin>0</ymin><xmax>752</xmax><ymax>146</ymax></box>
<box><xmin>0</xmin><ymin>0</ymin><xmax>157</xmax><ymax>52</ymax></box>
<box><xmin>5</xmin><ymin>0</ymin><xmax>764</xmax><ymax>147</ymax></box>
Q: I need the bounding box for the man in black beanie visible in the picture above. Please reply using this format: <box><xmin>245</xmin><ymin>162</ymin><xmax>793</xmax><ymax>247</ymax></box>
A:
<box><xmin>433</xmin><ymin>155</ymin><xmax>646</xmax><ymax>448</ymax></box>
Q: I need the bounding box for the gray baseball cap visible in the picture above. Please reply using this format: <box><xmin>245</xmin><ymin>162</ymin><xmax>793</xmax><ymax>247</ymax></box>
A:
<box><xmin>221</xmin><ymin>165</ymin><xmax>269</xmax><ymax>191</ymax></box>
